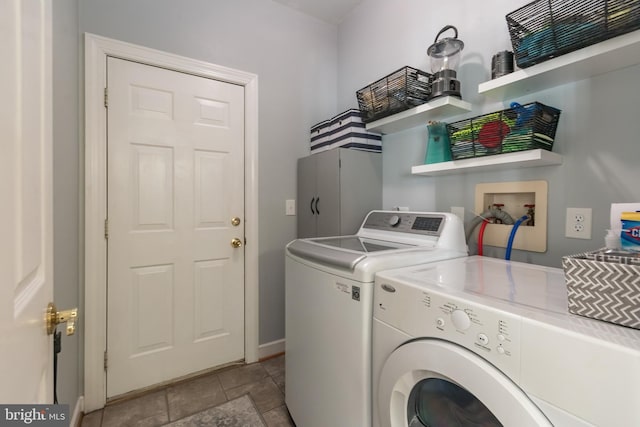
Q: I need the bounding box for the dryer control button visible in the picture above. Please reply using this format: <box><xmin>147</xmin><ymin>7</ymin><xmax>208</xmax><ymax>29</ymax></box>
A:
<box><xmin>497</xmin><ymin>334</ymin><xmax>506</xmax><ymax>342</ymax></box>
<box><xmin>477</xmin><ymin>333</ymin><xmax>489</xmax><ymax>345</ymax></box>
<box><xmin>436</xmin><ymin>317</ymin><xmax>445</xmax><ymax>328</ymax></box>
<box><xmin>497</xmin><ymin>345</ymin><xmax>506</xmax><ymax>355</ymax></box>
<box><xmin>451</xmin><ymin>309</ymin><xmax>471</xmax><ymax>330</ymax></box>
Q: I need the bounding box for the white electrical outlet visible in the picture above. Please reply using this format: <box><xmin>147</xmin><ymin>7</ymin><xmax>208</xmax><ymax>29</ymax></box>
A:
<box><xmin>565</xmin><ymin>207</ymin><xmax>592</xmax><ymax>239</ymax></box>
<box><xmin>286</xmin><ymin>199</ymin><xmax>296</xmax><ymax>216</ymax></box>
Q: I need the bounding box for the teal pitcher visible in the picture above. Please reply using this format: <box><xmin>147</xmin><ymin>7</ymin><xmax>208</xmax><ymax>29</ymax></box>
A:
<box><xmin>425</xmin><ymin>121</ymin><xmax>452</xmax><ymax>164</ymax></box>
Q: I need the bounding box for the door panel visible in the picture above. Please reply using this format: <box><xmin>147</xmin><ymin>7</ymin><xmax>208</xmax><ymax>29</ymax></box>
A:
<box><xmin>0</xmin><ymin>0</ymin><xmax>54</xmax><ymax>403</ymax></box>
<box><xmin>297</xmin><ymin>155</ymin><xmax>318</xmax><ymax>238</ymax></box>
<box><xmin>338</xmin><ymin>149</ymin><xmax>382</xmax><ymax>235</ymax></box>
<box><xmin>315</xmin><ymin>149</ymin><xmax>341</xmax><ymax>237</ymax></box>
<box><xmin>106</xmin><ymin>57</ymin><xmax>245</xmax><ymax>397</ymax></box>
<box><xmin>131</xmin><ymin>144</ymin><xmax>174</xmax><ymax>230</ymax></box>
<box><xmin>130</xmin><ymin>265</ymin><xmax>174</xmax><ymax>355</ymax></box>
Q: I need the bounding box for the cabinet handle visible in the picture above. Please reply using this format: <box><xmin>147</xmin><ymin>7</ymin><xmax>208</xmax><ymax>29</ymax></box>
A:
<box><xmin>315</xmin><ymin>197</ymin><xmax>320</xmax><ymax>215</ymax></box>
<box><xmin>310</xmin><ymin>197</ymin><xmax>316</xmax><ymax>215</ymax></box>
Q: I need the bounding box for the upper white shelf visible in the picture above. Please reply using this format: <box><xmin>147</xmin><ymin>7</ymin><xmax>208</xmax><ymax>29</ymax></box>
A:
<box><xmin>411</xmin><ymin>149</ymin><xmax>563</xmax><ymax>176</ymax></box>
<box><xmin>479</xmin><ymin>29</ymin><xmax>640</xmax><ymax>100</ymax></box>
<box><xmin>365</xmin><ymin>96</ymin><xmax>472</xmax><ymax>134</ymax></box>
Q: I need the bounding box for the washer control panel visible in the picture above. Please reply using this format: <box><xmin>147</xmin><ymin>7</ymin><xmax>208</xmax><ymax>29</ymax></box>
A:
<box><xmin>375</xmin><ymin>279</ymin><xmax>522</xmax><ymax>381</ymax></box>
<box><xmin>362</xmin><ymin>211</ymin><xmax>445</xmax><ymax>236</ymax></box>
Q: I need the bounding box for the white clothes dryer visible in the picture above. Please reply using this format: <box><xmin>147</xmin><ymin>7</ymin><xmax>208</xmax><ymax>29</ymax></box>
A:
<box><xmin>285</xmin><ymin>211</ymin><xmax>467</xmax><ymax>427</ymax></box>
<box><xmin>373</xmin><ymin>256</ymin><xmax>640</xmax><ymax>427</ymax></box>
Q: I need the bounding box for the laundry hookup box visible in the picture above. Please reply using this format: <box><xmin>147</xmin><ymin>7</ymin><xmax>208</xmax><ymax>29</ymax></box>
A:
<box><xmin>310</xmin><ymin>109</ymin><xmax>382</xmax><ymax>154</ymax></box>
<box><xmin>562</xmin><ymin>250</ymin><xmax>640</xmax><ymax>330</ymax></box>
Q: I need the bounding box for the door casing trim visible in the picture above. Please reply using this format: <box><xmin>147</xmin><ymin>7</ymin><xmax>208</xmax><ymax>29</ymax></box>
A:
<box><xmin>83</xmin><ymin>33</ymin><xmax>259</xmax><ymax>411</ymax></box>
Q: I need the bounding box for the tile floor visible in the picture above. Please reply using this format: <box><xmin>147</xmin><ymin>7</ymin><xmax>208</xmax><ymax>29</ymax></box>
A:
<box><xmin>80</xmin><ymin>354</ymin><xmax>295</xmax><ymax>427</ymax></box>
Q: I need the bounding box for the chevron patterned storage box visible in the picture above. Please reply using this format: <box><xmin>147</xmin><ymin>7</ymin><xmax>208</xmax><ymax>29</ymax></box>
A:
<box><xmin>562</xmin><ymin>251</ymin><xmax>640</xmax><ymax>329</ymax></box>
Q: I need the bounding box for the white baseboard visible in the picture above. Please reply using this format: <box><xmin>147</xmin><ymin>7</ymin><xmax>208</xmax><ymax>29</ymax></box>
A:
<box><xmin>258</xmin><ymin>338</ymin><xmax>285</xmax><ymax>360</ymax></box>
<box><xmin>70</xmin><ymin>396</ymin><xmax>84</xmax><ymax>427</ymax></box>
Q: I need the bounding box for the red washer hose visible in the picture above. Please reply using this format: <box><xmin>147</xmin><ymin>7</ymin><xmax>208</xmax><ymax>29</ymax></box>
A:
<box><xmin>477</xmin><ymin>218</ymin><xmax>491</xmax><ymax>256</ymax></box>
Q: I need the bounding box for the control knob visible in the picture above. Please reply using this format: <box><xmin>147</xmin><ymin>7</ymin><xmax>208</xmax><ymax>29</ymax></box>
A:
<box><xmin>451</xmin><ymin>309</ymin><xmax>471</xmax><ymax>330</ymax></box>
<box><xmin>388</xmin><ymin>215</ymin><xmax>401</xmax><ymax>227</ymax></box>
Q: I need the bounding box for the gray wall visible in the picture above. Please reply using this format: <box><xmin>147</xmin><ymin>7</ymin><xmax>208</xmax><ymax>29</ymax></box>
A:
<box><xmin>52</xmin><ymin>0</ymin><xmax>81</xmax><ymax>407</ymax></box>
<box><xmin>339</xmin><ymin>0</ymin><xmax>640</xmax><ymax>267</ymax></box>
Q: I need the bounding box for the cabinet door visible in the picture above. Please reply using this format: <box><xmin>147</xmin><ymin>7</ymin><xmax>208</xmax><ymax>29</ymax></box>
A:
<box><xmin>339</xmin><ymin>149</ymin><xmax>382</xmax><ymax>235</ymax></box>
<box><xmin>315</xmin><ymin>149</ymin><xmax>341</xmax><ymax>237</ymax></box>
<box><xmin>297</xmin><ymin>155</ymin><xmax>317</xmax><ymax>238</ymax></box>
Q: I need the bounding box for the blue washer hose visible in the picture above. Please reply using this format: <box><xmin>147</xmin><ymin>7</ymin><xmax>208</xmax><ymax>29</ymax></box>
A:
<box><xmin>505</xmin><ymin>215</ymin><xmax>530</xmax><ymax>260</ymax></box>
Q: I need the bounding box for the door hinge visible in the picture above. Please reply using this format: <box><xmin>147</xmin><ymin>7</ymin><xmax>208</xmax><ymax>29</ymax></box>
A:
<box><xmin>104</xmin><ymin>351</ymin><xmax>108</xmax><ymax>371</ymax></box>
<box><xmin>104</xmin><ymin>88</ymin><xmax>108</xmax><ymax>108</ymax></box>
<box><xmin>104</xmin><ymin>219</ymin><xmax>109</xmax><ymax>240</ymax></box>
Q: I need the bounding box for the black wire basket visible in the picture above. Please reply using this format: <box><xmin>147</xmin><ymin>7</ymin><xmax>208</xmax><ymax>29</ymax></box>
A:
<box><xmin>356</xmin><ymin>66</ymin><xmax>433</xmax><ymax>123</ymax></box>
<box><xmin>447</xmin><ymin>102</ymin><xmax>561</xmax><ymax>160</ymax></box>
<box><xmin>507</xmin><ymin>0</ymin><xmax>640</xmax><ymax>68</ymax></box>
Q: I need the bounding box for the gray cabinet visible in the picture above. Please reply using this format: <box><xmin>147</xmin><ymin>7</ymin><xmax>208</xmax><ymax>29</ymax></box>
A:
<box><xmin>297</xmin><ymin>148</ymin><xmax>382</xmax><ymax>238</ymax></box>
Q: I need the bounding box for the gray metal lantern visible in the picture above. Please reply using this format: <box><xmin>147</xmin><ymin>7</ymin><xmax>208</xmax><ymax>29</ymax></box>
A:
<box><xmin>427</xmin><ymin>25</ymin><xmax>464</xmax><ymax>99</ymax></box>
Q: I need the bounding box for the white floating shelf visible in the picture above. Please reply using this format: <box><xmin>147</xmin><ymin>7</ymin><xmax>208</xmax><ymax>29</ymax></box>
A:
<box><xmin>365</xmin><ymin>96</ymin><xmax>472</xmax><ymax>134</ymax></box>
<box><xmin>479</xmin><ymin>29</ymin><xmax>640</xmax><ymax>100</ymax></box>
<box><xmin>411</xmin><ymin>149</ymin><xmax>563</xmax><ymax>176</ymax></box>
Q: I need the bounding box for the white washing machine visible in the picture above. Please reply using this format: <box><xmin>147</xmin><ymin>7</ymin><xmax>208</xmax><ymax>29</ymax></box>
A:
<box><xmin>285</xmin><ymin>211</ymin><xmax>468</xmax><ymax>427</ymax></box>
<box><xmin>373</xmin><ymin>256</ymin><xmax>640</xmax><ymax>427</ymax></box>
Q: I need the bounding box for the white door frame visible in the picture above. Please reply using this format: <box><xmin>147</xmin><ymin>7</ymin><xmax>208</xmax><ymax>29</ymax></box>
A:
<box><xmin>83</xmin><ymin>33</ymin><xmax>259</xmax><ymax>412</ymax></box>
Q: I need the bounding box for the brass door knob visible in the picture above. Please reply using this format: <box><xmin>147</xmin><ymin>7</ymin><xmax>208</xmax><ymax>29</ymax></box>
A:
<box><xmin>231</xmin><ymin>217</ymin><xmax>241</xmax><ymax>226</ymax></box>
<box><xmin>231</xmin><ymin>238</ymin><xmax>243</xmax><ymax>248</ymax></box>
<box><xmin>46</xmin><ymin>302</ymin><xmax>78</xmax><ymax>336</ymax></box>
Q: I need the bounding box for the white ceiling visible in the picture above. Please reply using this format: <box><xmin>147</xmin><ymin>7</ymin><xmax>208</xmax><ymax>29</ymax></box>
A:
<box><xmin>271</xmin><ymin>0</ymin><xmax>363</xmax><ymax>24</ymax></box>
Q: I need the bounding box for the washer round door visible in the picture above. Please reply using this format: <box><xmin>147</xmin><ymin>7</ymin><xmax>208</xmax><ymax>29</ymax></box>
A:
<box><xmin>377</xmin><ymin>339</ymin><xmax>552</xmax><ymax>427</ymax></box>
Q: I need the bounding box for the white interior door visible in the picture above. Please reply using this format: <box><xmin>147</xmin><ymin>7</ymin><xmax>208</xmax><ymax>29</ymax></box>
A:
<box><xmin>106</xmin><ymin>57</ymin><xmax>245</xmax><ymax>397</ymax></box>
<box><xmin>0</xmin><ymin>0</ymin><xmax>54</xmax><ymax>403</ymax></box>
